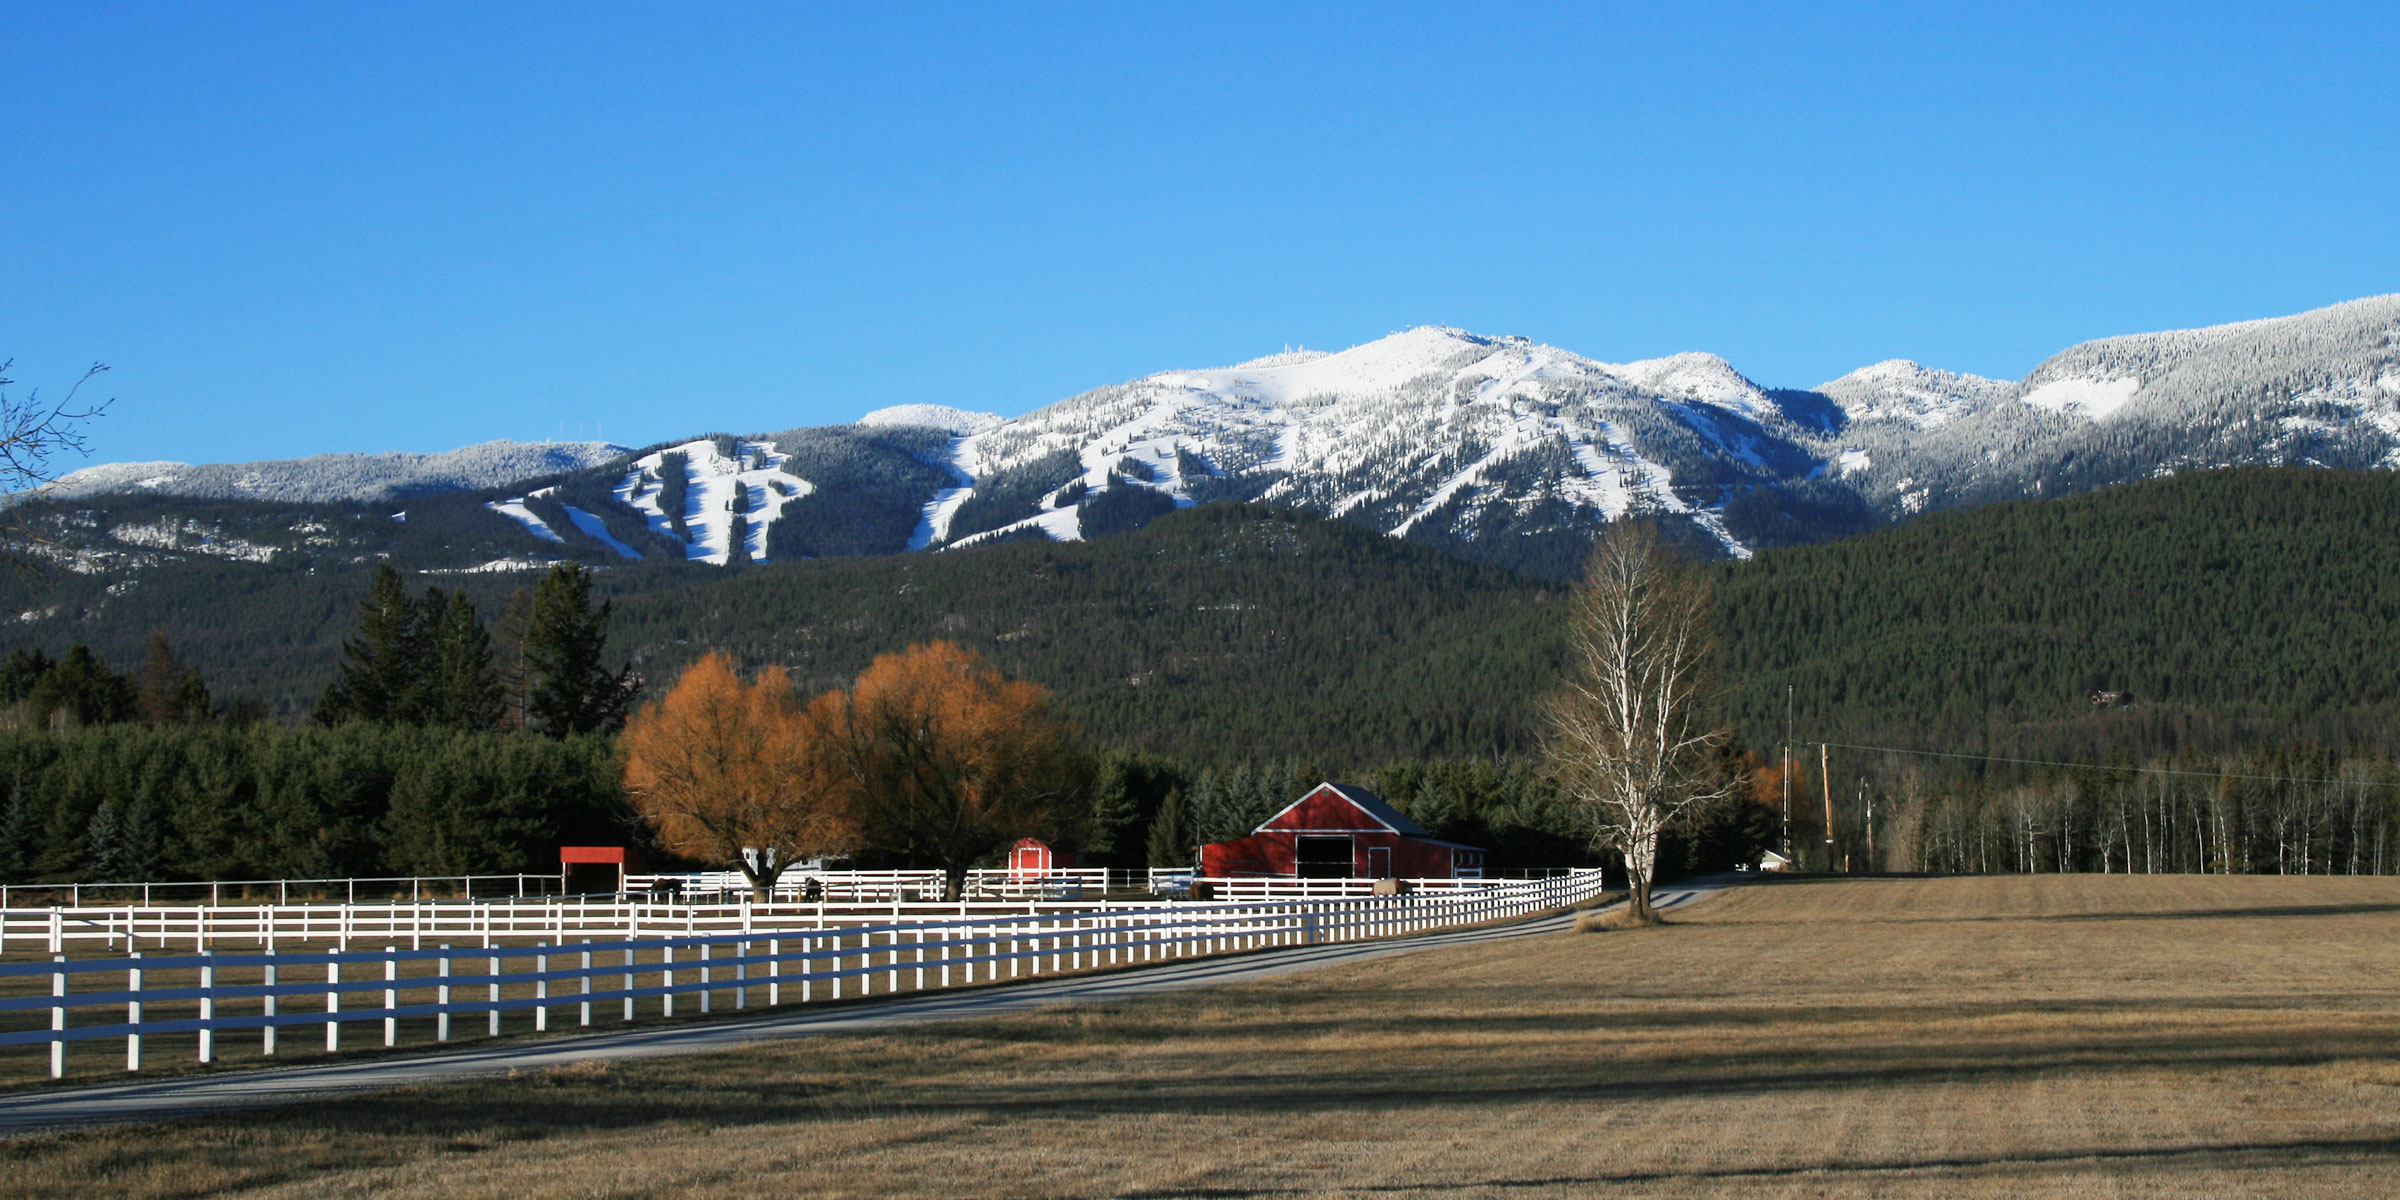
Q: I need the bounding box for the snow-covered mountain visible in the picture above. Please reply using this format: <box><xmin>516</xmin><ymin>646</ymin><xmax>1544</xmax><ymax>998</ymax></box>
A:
<box><xmin>44</xmin><ymin>439</ymin><xmax>628</xmax><ymax>504</ymax></box>
<box><xmin>1821</xmin><ymin>294</ymin><xmax>2400</xmax><ymax>519</ymax></box>
<box><xmin>915</xmin><ymin>327</ymin><xmax>1827</xmax><ymax>566</ymax></box>
<box><xmin>42</xmin><ymin>294</ymin><xmax>2400</xmax><ymax>575</ymax></box>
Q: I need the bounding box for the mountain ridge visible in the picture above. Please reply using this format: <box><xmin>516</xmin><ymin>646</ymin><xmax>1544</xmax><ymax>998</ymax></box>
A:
<box><xmin>33</xmin><ymin>293</ymin><xmax>2400</xmax><ymax>576</ymax></box>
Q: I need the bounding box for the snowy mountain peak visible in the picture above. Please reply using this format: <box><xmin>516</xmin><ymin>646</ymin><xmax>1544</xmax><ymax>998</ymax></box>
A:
<box><xmin>856</xmin><ymin>404</ymin><xmax>1003</xmax><ymax>435</ymax></box>
<box><xmin>1818</xmin><ymin>359</ymin><xmax>2010</xmax><ymax>430</ymax></box>
<box><xmin>1603</xmin><ymin>352</ymin><xmax>1772</xmax><ymax>419</ymax></box>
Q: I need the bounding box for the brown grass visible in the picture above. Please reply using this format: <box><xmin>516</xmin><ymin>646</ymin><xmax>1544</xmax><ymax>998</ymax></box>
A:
<box><xmin>1576</xmin><ymin>905</ymin><xmax>1667</xmax><ymax>932</ymax></box>
<box><xmin>13</xmin><ymin>873</ymin><xmax>2400</xmax><ymax>1197</ymax></box>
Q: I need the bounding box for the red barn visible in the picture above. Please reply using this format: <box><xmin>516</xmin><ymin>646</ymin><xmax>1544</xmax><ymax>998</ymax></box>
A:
<box><xmin>1007</xmin><ymin>838</ymin><xmax>1081</xmax><ymax>876</ymax></box>
<box><xmin>1200</xmin><ymin>783</ymin><xmax>1486</xmax><ymax>879</ymax></box>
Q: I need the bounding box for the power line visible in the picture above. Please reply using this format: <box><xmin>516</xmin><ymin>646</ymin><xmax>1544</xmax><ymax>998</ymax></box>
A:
<box><xmin>1814</xmin><ymin>740</ymin><xmax>2400</xmax><ymax>791</ymax></box>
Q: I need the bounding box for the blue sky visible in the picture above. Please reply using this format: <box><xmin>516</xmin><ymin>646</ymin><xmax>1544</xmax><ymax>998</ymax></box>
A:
<box><xmin>5</xmin><ymin>2</ymin><xmax>2396</xmax><ymax>466</ymax></box>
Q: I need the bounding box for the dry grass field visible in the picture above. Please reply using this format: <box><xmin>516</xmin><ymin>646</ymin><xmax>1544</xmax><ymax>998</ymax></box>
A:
<box><xmin>11</xmin><ymin>873</ymin><xmax>2400</xmax><ymax>1198</ymax></box>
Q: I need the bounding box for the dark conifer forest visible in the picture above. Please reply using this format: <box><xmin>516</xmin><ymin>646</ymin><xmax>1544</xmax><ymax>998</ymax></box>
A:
<box><xmin>6</xmin><ymin>467</ymin><xmax>2400</xmax><ymax>883</ymax></box>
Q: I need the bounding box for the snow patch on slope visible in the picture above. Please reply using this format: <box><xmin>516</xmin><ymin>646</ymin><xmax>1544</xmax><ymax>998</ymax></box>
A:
<box><xmin>2022</xmin><ymin>377</ymin><xmax>2142</xmax><ymax>420</ymax></box>
<box><xmin>559</xmin><ymin>505</ymin><xmax>642</xmax><ymax>559</ymax></box>
<box><xmin>615</xmin><ymin>439</ymin><xmax>815</xmax><ymax>565</ymax></box>
<box><xmin>487</xmin><ymin>497</ymin><xmax>565</xmax><ymax>543</ymax></box>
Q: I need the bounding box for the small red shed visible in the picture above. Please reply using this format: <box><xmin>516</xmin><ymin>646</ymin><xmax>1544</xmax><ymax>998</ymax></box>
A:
<box><xmin>560</xmin><ymin>846</ymin><xmax>631</xmax><ymax>894</ymax></box>
<box><xmin>1007</xmin><ymin>838</ymin><xmax>1082</xmax><ymax>877</ymax></box>
<box><xmin>1200</xmin><ymin>783</ymin><xmax>1486</xmax><ymax>879</ymax></box>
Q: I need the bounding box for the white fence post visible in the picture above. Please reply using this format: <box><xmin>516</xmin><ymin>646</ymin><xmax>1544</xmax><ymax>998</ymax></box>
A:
<box><xmin>436</xmin><ymin>947</ymin><xmax>451</xmax><ymax>1042</ymax></box>
<box><xmin>125</xmin><ymin>952</ymin><xmax>142</xmax><ymax>1072</ymax></box>
<box><xmin>262</xmin><ymin>953</ymin><xmax>278</xmax><ymax>1056</ymax></box>
<box><xmin>188</xmin><ymin>951</ymin><xmax>215</xmax><ymax>1065</ymax></box>
<box><xmin>384</xmin><ymin>949</ymin><xmax>398</xmax><ymax>1047</ymax></box>
<box><xmin>49</xmin><ymin>955</ymin><xmax>66</xmax><ymax>1079</ymax></box>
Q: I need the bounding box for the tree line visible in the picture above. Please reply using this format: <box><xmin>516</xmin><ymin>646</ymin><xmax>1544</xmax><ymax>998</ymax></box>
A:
<box><xmin>314</xmin><ymin>561</ymin><xmax>638</xmax><ymax>736</ymax></box>
<box><xmin>0</xmin><ymin>722</ymin><xmax>625</xmax><ymax>884</ymax></box>
<box><xmin>1782</xmin><ymin>744</ymin><xmax>2400</xmax><ymax>877</ymax></box>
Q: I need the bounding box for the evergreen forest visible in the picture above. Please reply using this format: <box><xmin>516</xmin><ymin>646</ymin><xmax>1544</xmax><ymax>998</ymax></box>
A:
<box><xmin>7</xmin><ymin>467</ymin><xmax>2400</xmax><ymax>885</ymax></box>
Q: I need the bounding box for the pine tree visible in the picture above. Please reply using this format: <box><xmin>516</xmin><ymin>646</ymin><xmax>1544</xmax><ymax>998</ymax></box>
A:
<box><xmin>527</xmin><ymin>563</ymin><xmax>639</xmax><ymax>737</ymax></box>
<box><xmin>728</xmin><ymin>480</ymin><xmax>753</xmax><ymax>566</ymax></box>
<box><xmin>85</xmin><ymin>799</ymin><xmax>125</xmax><ymax>880</ymax></box>
<box><xmin>30</xmin><ymin>645</ymin><xmax>134</xmax><ymax>728</ymax></box>
<box><xmin>1145</xmin><ymin>786</ymin><xmax>1190</xmax><ymax>868</ymax></box>
<box><xmin>137</xmin><ymin>631</ymin><xmax>185</xmax><ymax>726</ymax></box>
<box><xmin>316</xmin><ymin>564</ymin><xmax>427</xmax><ymax>724</ymax></box>
<box><xmin>0</xmin><ymin>781</ymin><xmax>31</xmax><ymax>883</ymax></box>
<box><xmin>119</xmin><ymin>797</ymin><xmax>162</xmax><ymax>880</ymax></box>
<box><xmin>1185</xmin><ymin>767</ymin><xmax>1226</xmax><ymax>841</ymax></box>
<box><xmin>424</xmin><ymin>588</ymin><xmax>502</xmax><ymax>730</ymax></box>
<box><xmin>1084</xmin><ymin>754</ymin><xmax>1139</xmax><ymax>863</ymax></box>
<box><xmin>0</xmin><ymin>649</ymin><xmax>50</xmax><ymax>705</ymax></box>
<box><xmin>173</xmin><ymin>669</ymin><xmax>213</xmax><ymax>723</ymax></box>
<box><xmin>1220</xmin><ymin>762</ymin><xmax>1259</xmax><ymax>839</ymax></box>
<box><xmin>494</xmin><ymin>586</ymin><xmax>534</xmax><ymax>732</ymax></box>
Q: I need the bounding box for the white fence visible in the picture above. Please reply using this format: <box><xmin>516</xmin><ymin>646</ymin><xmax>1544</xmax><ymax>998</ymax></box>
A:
<box><xmin>1</xmin><ymin>870</ymin><xmax>1608</xmax><ymax>1079</ymax></box>
<box><xmin>6</xmin><ymin>894</ymin><xmax>1162</xmax><ymax>955</ymax></box>
<box><xmin>0</xmin><ymin>874</ymin><xmax>559</xmax><ymax>909</ymax></box>
<box><xmin>626</xmin><ymin>868</ymin><xmax>1121</xmax><ymax>900</ymax></box>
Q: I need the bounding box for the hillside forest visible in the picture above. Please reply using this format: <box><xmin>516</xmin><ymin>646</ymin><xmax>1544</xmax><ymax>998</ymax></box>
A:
<box><xmin>4</xmin><ymin>468</ymin><xmax>2400</xmax><ymax>884</ymax></box>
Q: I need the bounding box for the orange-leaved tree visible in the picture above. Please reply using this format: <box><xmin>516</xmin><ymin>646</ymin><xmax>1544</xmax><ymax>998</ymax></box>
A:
<box><xmin>623</xmin><ymin>652</ymin><xmax>855</xmax><ymax>899</ymax></box>
<box><xmin>818</xmin><ymin>641</ymin><xmax>1087</xmax><ymax>899</ymax></box>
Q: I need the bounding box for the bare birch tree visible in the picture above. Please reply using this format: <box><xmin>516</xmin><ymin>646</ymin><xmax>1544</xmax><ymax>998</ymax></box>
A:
<box><xmin>1543</xmin><ymin>521</ymin><xmax>1737</xmax><ymax>922</ymax></box>
<box><xmin>0</xmin><ymin>360</ymin><xmax>111</xmax><ymax>572</ymax></box>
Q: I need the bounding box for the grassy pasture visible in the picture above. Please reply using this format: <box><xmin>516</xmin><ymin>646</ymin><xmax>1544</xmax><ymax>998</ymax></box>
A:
<box><xmin>11</xmin><ymin>874</ymin><xmax>2400</xmax><ymax>1197</ymax></box>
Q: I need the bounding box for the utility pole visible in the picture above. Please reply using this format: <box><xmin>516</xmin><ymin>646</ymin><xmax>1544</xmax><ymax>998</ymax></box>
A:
<box><xmin>1821</xmin><ymin>743</ymin><xmax>1834</xmax><ymax>872</ymax></box>
<box><xmin>1781</xmin><ymin>686</ymin><xmax>1793</xmax><ymax>860</ymax></box>
<box><xmin>1862</xmin><ymin>779</ymin><xmax>1874</xmax><ymax>872</ymax></box>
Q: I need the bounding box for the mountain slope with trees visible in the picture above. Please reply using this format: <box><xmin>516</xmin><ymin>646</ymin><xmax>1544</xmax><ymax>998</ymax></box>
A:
<box><xmin>1719</xmin><ymin>466</ymin><xmax>2400</xmax><ymax>759</ymax></box>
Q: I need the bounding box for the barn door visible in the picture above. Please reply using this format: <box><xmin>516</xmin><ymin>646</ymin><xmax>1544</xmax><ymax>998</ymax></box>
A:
<box><xmin>1366</xmin><ymin>846</ymin><xmax>1392</xmax><ymax>879</ymax></box>
<box><xmin>1295</xmin><ymin>836</ymin><xmax>1354</xmax><ymax>879</ymax></box>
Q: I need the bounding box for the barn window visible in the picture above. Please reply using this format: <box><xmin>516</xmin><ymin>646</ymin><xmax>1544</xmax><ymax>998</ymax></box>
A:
<box><xmin>1295</xmin><ymin>835</ymin><xmax>1354</xmax><ymax>879</ymax></box>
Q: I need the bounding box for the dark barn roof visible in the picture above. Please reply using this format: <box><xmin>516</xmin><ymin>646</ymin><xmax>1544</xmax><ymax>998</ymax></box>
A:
<box><xmin>1259</xmin><ymin>782</ymin><xmax>1432</xmax><ymax>837</ymax></box>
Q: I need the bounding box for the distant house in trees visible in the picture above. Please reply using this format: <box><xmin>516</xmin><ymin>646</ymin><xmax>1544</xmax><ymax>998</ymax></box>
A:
<box><xmin>1199</xmin><ymin>783</ymin><xmax>1486</xmax><ymax>879</ymax></box>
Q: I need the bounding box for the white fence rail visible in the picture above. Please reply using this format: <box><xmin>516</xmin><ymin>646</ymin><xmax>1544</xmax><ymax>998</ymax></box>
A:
<box><xmin>624</xmin><ymin>869</ymin><xmax>952</xmax><ymax>901</ymax></box>
<box><xmin>626</xmin><ymin>869</ymin><xmax>1123</xmax><ymax>900</ymax></box>
<box><xmin>0</xmin><ymin>874</ymin><xmax>559</xmax><ymax>909</ymax></box>
<box><xmin>2</xmin><ymin>879</ymin><xmax>1594</xmax><ymax>956</ymax></box>
<box><xmin>2</xmin><ymin>870</ymin><xmax>1608</xmax><ymax>1079</ymax></box>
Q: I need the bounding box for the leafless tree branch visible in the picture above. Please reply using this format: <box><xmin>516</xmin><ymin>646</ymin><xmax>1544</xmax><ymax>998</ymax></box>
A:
<box><xmin>1542</xmin><ymin>520</ymin><xmax>1740</xmax><ymax>919</ymax></box>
